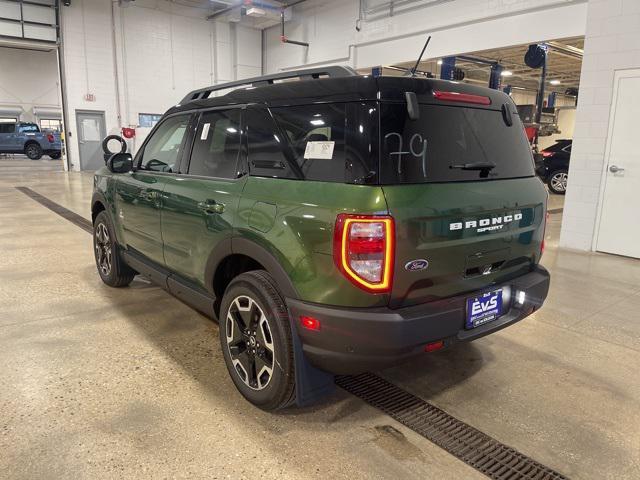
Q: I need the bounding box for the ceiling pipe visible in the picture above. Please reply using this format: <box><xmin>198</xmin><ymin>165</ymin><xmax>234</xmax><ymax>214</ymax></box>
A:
<box><xmin>280</xmin><ymin>1</ymin><xmax>308</xmax><ymax>47</ymax></box>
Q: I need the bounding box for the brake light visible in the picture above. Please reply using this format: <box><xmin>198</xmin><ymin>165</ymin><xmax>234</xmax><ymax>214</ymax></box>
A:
<box><xmin>433</xmin><ymin>90</ymin><xmax>491</xmax><ymax>105</ymax></box>
<box><xmin>47</xmin><ymin>133</ymin><xmax>54</xmax><ymax>143</ymax></box>
<box><xmin>425</xmin><ymin>340</ymin><xmax>444</xmax><ymax>352</ymax></box>
<box><xmin>333</xmin><ymin>214</ymin><xmax>394</xmax><ymax>293</ymax></box>
<box><xmin>541</xmin><ymin>151</ymin><xmax>553</xmax><ymax>158</ymax></box>
<box><xmin>300</xmin><ymin>316</ymin><xmax>321</xmax><ymax>331</ymax></box>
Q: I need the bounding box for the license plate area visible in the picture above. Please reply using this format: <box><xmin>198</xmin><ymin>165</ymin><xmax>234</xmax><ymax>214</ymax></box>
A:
<box><xmin>466</xmin><ymin>289</ymin><xmax>503</xmax><ymax>329</ymax></box>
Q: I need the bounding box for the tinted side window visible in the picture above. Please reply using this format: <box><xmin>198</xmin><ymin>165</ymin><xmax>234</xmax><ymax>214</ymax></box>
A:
<box><xmin>139</xmin><ymin>114</ymin><xmax>190</xmax><ymax>172</ymax></box>
<box><xmin>188</xmin><ymin>110</ymin><xmax>241</xmax><ymax>179</ymax></box>
<box><xmin>246</xmin><ymin>108</ymin><xmax>295</xmax><ymax>179</ymax></box>
<box><xmin>270</xmin><ymin>104</ymin><xmax>347</xmax><ymax>183</ymax></box>
<box><xmin>0</xmin><ymin>124</ymin><xmax>15</xmax><ymax>134</ymax></box>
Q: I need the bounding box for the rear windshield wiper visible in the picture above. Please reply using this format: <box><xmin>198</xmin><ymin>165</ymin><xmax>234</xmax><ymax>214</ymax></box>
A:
<box><xmin>449</xmin><ymin>162</ymin><xmax>496</xmax><ymax>171</ymax></box>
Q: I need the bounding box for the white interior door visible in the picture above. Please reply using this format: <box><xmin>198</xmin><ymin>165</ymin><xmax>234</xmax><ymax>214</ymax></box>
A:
<box><xmin>596</xmin><ymin>69</ymin><xmax>640</xmax><ymax>259</ymax></box>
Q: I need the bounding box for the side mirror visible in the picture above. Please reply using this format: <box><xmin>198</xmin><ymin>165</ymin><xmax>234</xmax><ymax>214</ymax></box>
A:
<box><xmin>107</xmin><ymin>153</ymin><xmax>133</xmax><ymax>173</ymax></box>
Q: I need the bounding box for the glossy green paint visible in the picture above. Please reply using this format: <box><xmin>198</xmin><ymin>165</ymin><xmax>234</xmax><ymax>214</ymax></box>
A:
<box><xmin>113</xmin><ymin>171</ymin><xmax>168</xmax><ymax>266</ymax></box>
<box><xmin>383</xmin><ymin>176</ymin><xmax>547</xmax><ymax>307</ymax></box>
<box><xmin>161</xmin><ymin>174</ymin><xmax>246</xmax><ymax>287</ymax></box>
<box><xmin>237</xmin><ymin>176</ymin><xmax>390</xmax><ymax>308</ymax></box>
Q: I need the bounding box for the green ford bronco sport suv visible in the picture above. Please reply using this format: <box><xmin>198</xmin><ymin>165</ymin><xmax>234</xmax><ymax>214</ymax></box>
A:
<box><xmin>92</xmin><ymin>66</ymin><xmax>550</xmax><ymax>410</ymax></box>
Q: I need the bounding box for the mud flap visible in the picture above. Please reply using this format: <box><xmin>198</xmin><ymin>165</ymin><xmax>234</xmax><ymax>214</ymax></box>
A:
<box><xmin>289</xmin><ymin>318</ymin><xmax>335</xmax><ymax>407</ymax></box>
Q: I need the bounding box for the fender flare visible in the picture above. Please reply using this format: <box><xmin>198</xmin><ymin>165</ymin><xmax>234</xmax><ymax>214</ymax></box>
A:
<box><xmin>91</xmin><ymin>191</ymin><xmax>107</xmax><ymax>220</ymax></box>
<box><xmin>204</xmin><ymin>236</ymin><xmax>299</xmax><ymax>300</ymax></box>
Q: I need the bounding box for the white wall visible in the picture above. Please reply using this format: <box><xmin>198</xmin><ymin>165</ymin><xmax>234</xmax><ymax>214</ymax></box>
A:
<box><xmin>60</xmin><ymin>0</ymin><xmax>261</xmax><ymax>170</ymax></box>
<box><xmin>0</xmin><ymin>47</ymin><xmax>60</xmax><ymax>123</ymax></box>
<box><xmin>264</xmin><ymin>0</ymin><xmax>588</xmax><ymax>73</ymax></box>
<box><xmin>560</xmin><ymin>0</ymin><xmax>640</xmax><ymax>251</ymax></box>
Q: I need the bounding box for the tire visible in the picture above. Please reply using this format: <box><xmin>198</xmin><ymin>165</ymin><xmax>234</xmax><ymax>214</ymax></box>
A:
<box><xmin>547</xmin><ymin>169</ymin><xmax>568</xmax><ymax>195</ymax></box>
<box><xmin>24</xmin><ymin>143</ymin><xmax>43</xmax><ymax>160</ymax></box>
<box><xmin>49</xmin><ymin>152</ymin><xmax>61</xmax><ymax>160</ymax></box>
<box><xmin>219</xmin><ymin>270</ymin><xmax>296</xmax><ymax>411</ymax></box>
<box><xmin>101</xmin><ymin>135</ymin><xmax>127</xmax><ymax>155</ymax></box>
<box><xmin>93</xmin><ymin>211</ymin><xmax>136</xmax><ymax>287</ymax></box>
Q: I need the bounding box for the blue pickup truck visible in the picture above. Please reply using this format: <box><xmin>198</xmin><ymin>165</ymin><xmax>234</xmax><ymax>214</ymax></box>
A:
<box><xmin>0</xmin><ymin>122</ymin><xmax>62</xmax><ymax>160</ymax></box>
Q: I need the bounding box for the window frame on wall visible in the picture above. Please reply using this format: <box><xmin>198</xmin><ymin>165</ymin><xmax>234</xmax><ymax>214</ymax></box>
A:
<box><xmin>138</xmin><ymin>113</ymin><xmax>163</xmax><ymax>128</ymax></box>
<box><xmin>39</xmin><ymin>118</ymin><xmax>62</xmax><ymax>132</ymax></box>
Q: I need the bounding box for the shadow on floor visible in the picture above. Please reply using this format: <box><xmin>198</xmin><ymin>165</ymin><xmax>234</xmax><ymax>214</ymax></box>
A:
<box><xmin>111</xmin><ymin>281</ymin><xmax>487</xmax><ymax>424</ymax></box>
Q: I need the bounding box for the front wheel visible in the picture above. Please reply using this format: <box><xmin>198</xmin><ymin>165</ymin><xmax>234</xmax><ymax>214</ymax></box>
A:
<box><xmin>219</xmin><ymin>271</ymin><xmax>296</xmax><ymax>411</ymax></box>
<box><xmin>548</xmin><ymin>169</ymin><xmax>568</xmax><ymax>195</ymax></box>
<box><xmin>93</xmin><ymin>211</ymin><xmax>136</xmax><ymax>287</ymax></box>
<box><xmin>24</xmin><ymin>143</ymin><xmax>43</xmax><ymax>160</ymax></box>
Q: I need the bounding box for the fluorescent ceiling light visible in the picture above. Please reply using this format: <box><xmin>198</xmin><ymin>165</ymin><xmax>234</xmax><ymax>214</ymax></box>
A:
<box><xmin>437</xmin><ymin>60</ymin><xmax>443</xmax><ymax>65</ymax></box>
<box><xmin>550</xmin><ymin>79</ymin><xmax>561</xmax><ymax>85</ymax></box>
<box><xmin>226</xmin><ymin>127</ymin><xmax>237</xmax><ymax>133</ymax></box>
<box><xmin>310</xmin><ymin>119</ymin><xmax>325</xmax><ymax>126</ymax></box>
<box><xmin>501</xmin><ymin>70</ymin><xmax>513</xmax><ymax>76</ymax></box>
<box><xmin>246</xmin><ymin>7</ymin><xmax>266</xmax><ymax>17</ymax></box>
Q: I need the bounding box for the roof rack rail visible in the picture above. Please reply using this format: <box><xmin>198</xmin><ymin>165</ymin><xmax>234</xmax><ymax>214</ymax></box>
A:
<box><xmin>180</xmin><ymin>66</ymin><xmax>358</xmax><ymax>104</ymax></box>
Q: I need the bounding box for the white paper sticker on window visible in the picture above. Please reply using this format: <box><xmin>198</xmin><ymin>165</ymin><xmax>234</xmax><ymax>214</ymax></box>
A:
<box><xmin>304</xmin><ymin>141</ymin><xmax>335</xmax><ymax>160</ymax></box>
<box><xmin>200</xmin><ymin>123</ymin><xmax>211</xmax><ymax>140</ymax></box>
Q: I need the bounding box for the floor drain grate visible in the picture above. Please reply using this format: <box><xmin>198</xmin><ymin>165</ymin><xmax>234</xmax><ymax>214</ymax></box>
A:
<box><xmin>336</xmin><ymin>373</ymin><xmax>568</xmax><ymax>480</ymax></box>
<box><xmin>18</xmin><ymin>185</ymin><xmax>568</xmax><ymax>480</ymax></box>
<box><xmin>16</xmin><ymin>186</ymin><xmax>93</xmax><ymax>234</ymax></box>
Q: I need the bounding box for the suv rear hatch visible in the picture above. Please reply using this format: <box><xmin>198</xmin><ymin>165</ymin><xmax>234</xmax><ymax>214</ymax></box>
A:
<box><xmin>379</xmin><ymin>98</ymin><xmax>546</xmax><ymax>308</ymax></box>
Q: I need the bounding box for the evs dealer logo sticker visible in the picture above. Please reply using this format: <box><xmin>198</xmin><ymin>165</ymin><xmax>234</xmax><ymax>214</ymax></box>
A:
<box><xmin>449</xmin><ymin>212</ymin><xmax>523</xmax><ymax>233</ymax></box>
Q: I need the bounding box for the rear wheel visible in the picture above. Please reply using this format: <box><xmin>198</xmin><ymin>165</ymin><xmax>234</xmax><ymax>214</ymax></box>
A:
<box><xmin>219</xmin><ymin>270</ymin><xmax>296</xmax><ymax>411</ymax></box>
<box><xmin>548</xmin><ymin>169</ymin><xmax>568</xmax><ymax>195</ymax></box>
<box><xmin>93</xmin><ymin>211</ymin><xmax>136</xmax><ymax>287</ymax></box>
<box><xmin>24</xmin><ymin>143</ymin><xmax>43</xmax><ymax>160</ymax></box>
<box><xmin>49</xmin><ymin>152</ymin><xmax>61</xmax><ymax>160</ymax></box>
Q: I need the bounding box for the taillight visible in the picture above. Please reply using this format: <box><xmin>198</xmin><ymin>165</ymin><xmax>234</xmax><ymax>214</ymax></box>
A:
<box><xmin>333</xmin><ymin>214</ymin><xmax>394</xmax><ymax>293</ymax></box>
<box><xmin>433</xmin><ymin>90</ymin><xmax>491</xmax><ymax>105</ymax></box>
<box><xmin>47</xmin><ymin>133</ymin><xmax>54</xmax><ymax>143</ymax></box>
<box><xmin>541</xmin><ymin>151</ymin><xmax>553</xmax><ymax>158</ymax></box>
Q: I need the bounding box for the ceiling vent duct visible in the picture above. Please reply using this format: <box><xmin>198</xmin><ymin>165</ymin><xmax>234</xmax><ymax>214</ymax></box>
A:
<box><xmin>207</xmin><ymin>1</ymin><xmax>294</xmax><ymax>29</ymax></box>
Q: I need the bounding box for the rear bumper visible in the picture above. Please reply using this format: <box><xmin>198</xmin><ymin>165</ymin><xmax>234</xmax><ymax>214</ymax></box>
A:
<box><xmin>287</xmin><ymin>265</ymin><xmax>550</xmax><ymax>374</ymax></box>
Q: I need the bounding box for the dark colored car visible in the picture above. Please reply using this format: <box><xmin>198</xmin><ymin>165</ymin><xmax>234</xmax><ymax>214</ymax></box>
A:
<box><xmin>91</xmin><ymin>67</ymin><xmax>550</xmax><ymax>410</ymax></box>
<box><xmin>535</xmin><ymin>139</ymin><xmax>571</xmax><ymax>194</ymax></box>
<box><xmin>0</xmin><ymin>122</ymin><xmax>62</xmax><ymax>160</ymax></box>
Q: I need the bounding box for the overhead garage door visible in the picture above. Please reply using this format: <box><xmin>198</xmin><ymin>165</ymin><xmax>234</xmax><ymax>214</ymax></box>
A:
<box><xmin>0</xmin><ymin>0</ymin><xmax>58</xmax><ymax>43</ymax></box>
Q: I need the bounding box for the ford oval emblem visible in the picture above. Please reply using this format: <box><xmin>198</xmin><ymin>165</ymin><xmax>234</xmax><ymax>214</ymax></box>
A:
<box><xmin>404</xmin><ymin>259</ymin><xmax>429</xmax><ymax>271</ymax></box>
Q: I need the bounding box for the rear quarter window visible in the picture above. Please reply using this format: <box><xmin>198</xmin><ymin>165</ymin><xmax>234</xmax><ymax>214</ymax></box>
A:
<box><xmin>380</xmin><ymin>104</ymin><xmax>534</xmax><ymax>183</ymax></box>
<box><xmin>269</xmin><ymin>102</ymin><xmax>378</xmax><ymax>184</ymax></box>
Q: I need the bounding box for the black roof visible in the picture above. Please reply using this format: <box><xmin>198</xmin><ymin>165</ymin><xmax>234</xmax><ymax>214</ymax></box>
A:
<box><xmin>167</xmin><ymin>69</ymin><xmax>513</xmax><ymax>116</ymax></box>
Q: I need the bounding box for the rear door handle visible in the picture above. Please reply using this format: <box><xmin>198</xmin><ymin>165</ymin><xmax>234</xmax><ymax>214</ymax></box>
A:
<box><xmin>609</xmin><ymin>165</ymin><xmax>625</xmax><ymax>173</ymax></box>
<box><xmin>198</xmin><ymin>199</ymin><xmax>224</xmax><ymax>214</ymax></box>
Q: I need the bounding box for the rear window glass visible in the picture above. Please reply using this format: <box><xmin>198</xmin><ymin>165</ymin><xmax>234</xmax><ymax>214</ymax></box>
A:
<box><xmin>19</xmin><ymin>124</ymin><xmax>39</xmax><ymax>133</ymax></box>
<box><xmin>380</xmin><ymin>104</ymin><xmax>534</xmax><ymax>183</ymax></box>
